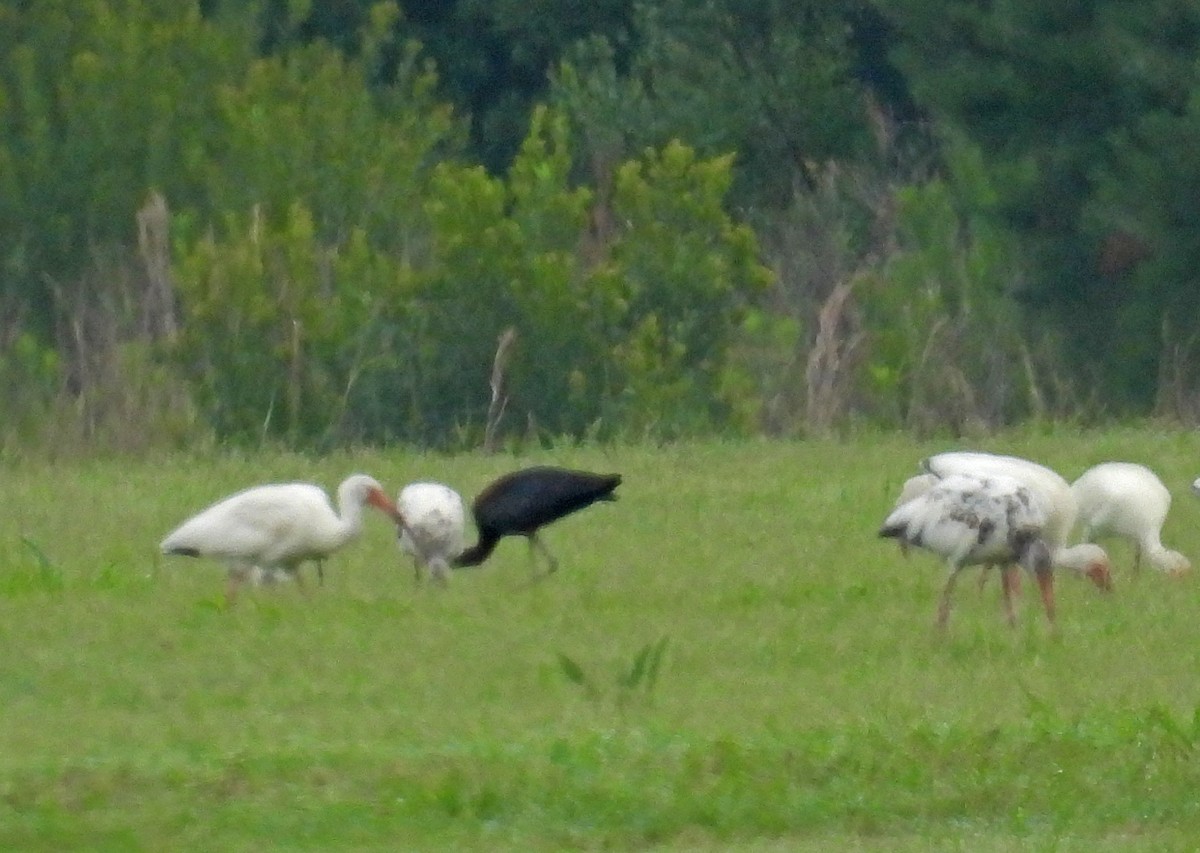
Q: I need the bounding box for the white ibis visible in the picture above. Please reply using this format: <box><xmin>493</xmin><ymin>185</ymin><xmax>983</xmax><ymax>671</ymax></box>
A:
<box><xmin>880</xmin><ymin>472</ymin><xmax>1056</xmax><ymax>630</ymax></box>
<box><xmin>1071</xmin><ymin>462</ymin><xmax>1190</xmax><ymax>576</ymax></box>
<box><xmin>396</xmin><ymin>481</ymin><xmax>466</xmax><ymax>585</ymax></box>
<box><xmin>453</xmin><ymin>466</ymin><xmax>622</xmax><ymax>575</ymax></box>
<box><xmin>923</xmin><ymin>451</ymin><xmax>1113</xmax><ymax>592</ymax></box>
<box><xmin>160</xmin><ymin>473</ymin><xmax>404</xmax><ymax>603</ymax></box>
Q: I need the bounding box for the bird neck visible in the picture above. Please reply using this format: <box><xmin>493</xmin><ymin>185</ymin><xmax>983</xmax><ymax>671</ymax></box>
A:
<box><xmin>452</xmin><ymin>532</ymin><xmax>499</xmax><ymax>568</ymax></box>
<box><xmin>1143</xmin><ymin>540</ymin><xmax>1186</xmax><ymax>573</ymax></box>
<box><xmin>333</xmin><ymin>483</ymin><xmax>370</xmax><ymax>542</ymax></box>
<box><xmin>1138</xmin><ymin>531</ymin><xmax>1166</xmax><ymax>556</ymax></box>
<box><xmin>1052</xmin><ymin>543</ymin><xmax>1101</xmax><ymax>574</ymax></box>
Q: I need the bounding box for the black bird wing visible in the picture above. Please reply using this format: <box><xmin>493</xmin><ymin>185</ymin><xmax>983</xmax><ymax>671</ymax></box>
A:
<box><xmin>473</xmin><ymin>466</ymin><xmax>621</xmax><ymax>535</ymax></box>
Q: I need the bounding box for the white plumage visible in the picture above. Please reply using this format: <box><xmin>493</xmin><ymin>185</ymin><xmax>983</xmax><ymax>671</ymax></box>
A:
<box><xmin>892</xmin><ymin>471</ymin><xmax>1009</xmax><ymax>591</ymax></box>
<box><xmin>1071</xmin><ymin>462</ymin><xmax>1190</xmax><ymax>576</ymax></box>
<box><xmin>880</xmin><ymin>472</ymin><xmax>1056</xmax><ymax>629</ymax></box>
<box><xmin>160</xmin><ymin>474</ymin><xmax>403</xmax><ymax>602</ymax></box>
<box><xmin>923</xmin><ymin>451</ymin><xmax>1113</xmax><ymax>592</ymax></box>
<box><xmin>896</xmin><ymin>472</ymin><xmax>939</xmax><ymax>506</ymax></box>
<box><xmin>396</xmin><ymin>481</ymin><xmax>466</xmax><ymax>584</ymax></box>
<box><xmin>891</xmin><ymin>473</ymin><xmax>940</xmax><ymax>557</ymax></box>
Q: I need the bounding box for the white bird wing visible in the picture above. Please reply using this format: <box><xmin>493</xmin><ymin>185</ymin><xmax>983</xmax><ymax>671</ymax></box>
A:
<box><xmin>924</xmin><ymin>452</ymin><xmax>1068</xmax><ymax>492</ymax></box>
<box><xmin>924</xmin><ymin>452</ymin><xmax>1073</xmax><ymax>545</ymax></box>
<box><xmin>162</xmin><ymin>483</ymin><xmax>332</xmax><ymax>563</ymax></box>
<box><xmin>894</xmin><ymin>473</ymin><xmax>938</xmax><ymax>508</ymax></box>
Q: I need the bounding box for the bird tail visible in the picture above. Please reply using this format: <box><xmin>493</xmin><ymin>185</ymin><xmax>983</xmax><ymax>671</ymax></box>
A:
<box><xmin>452</xmin><ymin>533</ymin><xmax>499</xmax><ymax>569</ymax></box>
<box><xmin>163</xmin><ymin>545</ymin><xmax>201</xmax><ymax>557</ymax></box>
<box><xmin>878</xmin><ymin>500</ymin><xmax>918</xmax><ymax>541</ymax></box>
<box><xmin>160</xmin><ymin>523</ymin><xmax>205</xmax><ymax>556</ymax></box>
<box><xmin>597</xmin><ymin>474</ymin><xmax>622</xmax><ymax>501</ymax></box>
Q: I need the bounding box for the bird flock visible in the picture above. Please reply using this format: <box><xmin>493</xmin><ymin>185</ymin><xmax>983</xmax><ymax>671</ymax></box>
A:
<box><xmin>159</xmin><ymin>448</ymin><xmax>1189</xmax><ymax>633</ymax></box>
<box><xmin>160</xmin><ymin>465</ymin><xmax>621</xmax><ymax>604</ymax></box>
<box><xmin>882</xmin><ymin>450</ymin><xmax>1189</xmax><ymax>631</ymax></box>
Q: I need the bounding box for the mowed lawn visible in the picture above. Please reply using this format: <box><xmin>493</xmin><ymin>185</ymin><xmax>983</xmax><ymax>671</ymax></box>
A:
<box><xmin>3</xmin><ymin>428</ymin><xmax>1200</xmax><ymax>850</ymax></box>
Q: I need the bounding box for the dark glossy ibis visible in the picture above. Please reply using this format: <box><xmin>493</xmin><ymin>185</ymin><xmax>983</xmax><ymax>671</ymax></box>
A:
<box><xmin>453</xmin><ymin>466</ymin><xmax>622</xmax><ymax>574</ymax></box>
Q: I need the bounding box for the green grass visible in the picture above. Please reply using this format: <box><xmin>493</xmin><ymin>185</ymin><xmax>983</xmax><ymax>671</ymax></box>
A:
<box><xmin>3</xmin><ymin>427</ymin><xmax>1200</xmax><ymax>849</ymax></box>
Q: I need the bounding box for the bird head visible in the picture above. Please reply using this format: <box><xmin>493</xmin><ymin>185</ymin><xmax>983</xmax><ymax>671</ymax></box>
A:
<box><xmin>345</xmin><ymin>474</ymin><xmax>406</xmax><ymax>526</ymax></box>
<box><xmin>1084</xmin><ymin>558</ymin><xmax>1114</xmax><ymax>592</ymax></box>
<box><xmin>1057</xmin><ymin>543</ymin><xmax>1113</xmax><ymax>593</ymax></box>
<box><xmin>1159</xmin><ymin>550</ymin><xmax>1191</xmax><ymax>577</ymax></box>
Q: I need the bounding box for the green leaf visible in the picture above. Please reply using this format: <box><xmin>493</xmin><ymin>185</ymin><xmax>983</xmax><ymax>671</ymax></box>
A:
<box><xmin>621</xmin><ymin>643</ymin><xmax>654</xmax><ymax>690</ymax></box>
<box><xmin>556</xmin><ymin>652</ymin><xmax>588</xmax><ymax>687</ymax></box>
<box><xmin>643</xmin><ymin>636</ymin><xmax>670</xmax><ymax>693</ymax></box>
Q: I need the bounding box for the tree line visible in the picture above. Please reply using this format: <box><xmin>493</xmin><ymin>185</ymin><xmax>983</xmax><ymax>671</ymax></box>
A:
<box><xmin>3</xmin><ymin>0</ymin><xmax>1199</xmax><ymax>453</ymax></box>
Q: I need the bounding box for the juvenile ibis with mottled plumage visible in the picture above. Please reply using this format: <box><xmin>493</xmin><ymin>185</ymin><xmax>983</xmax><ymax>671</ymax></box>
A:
<box><xmin>880</xmin><ymin>472</ymin><xmax>1056</xmax><ymax>630</ymax></box>
<box><xmin>923</xmin><ymin>451</ymin><xmax>1113</xmax><ymax>592</ymax></box>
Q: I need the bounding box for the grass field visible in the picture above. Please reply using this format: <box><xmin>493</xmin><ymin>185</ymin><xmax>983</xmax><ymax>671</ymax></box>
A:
<box><xmin>3</xmin><ymin>427</ymin><xmax>1200</xmax><ymax>850</ymax></box>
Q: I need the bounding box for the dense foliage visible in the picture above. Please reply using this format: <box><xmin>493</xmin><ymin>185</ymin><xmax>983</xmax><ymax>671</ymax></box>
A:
<box><xmin>3</xmin><ymin>0</ymin><xmax>1199</xmax><ymax>452</ymax></box>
